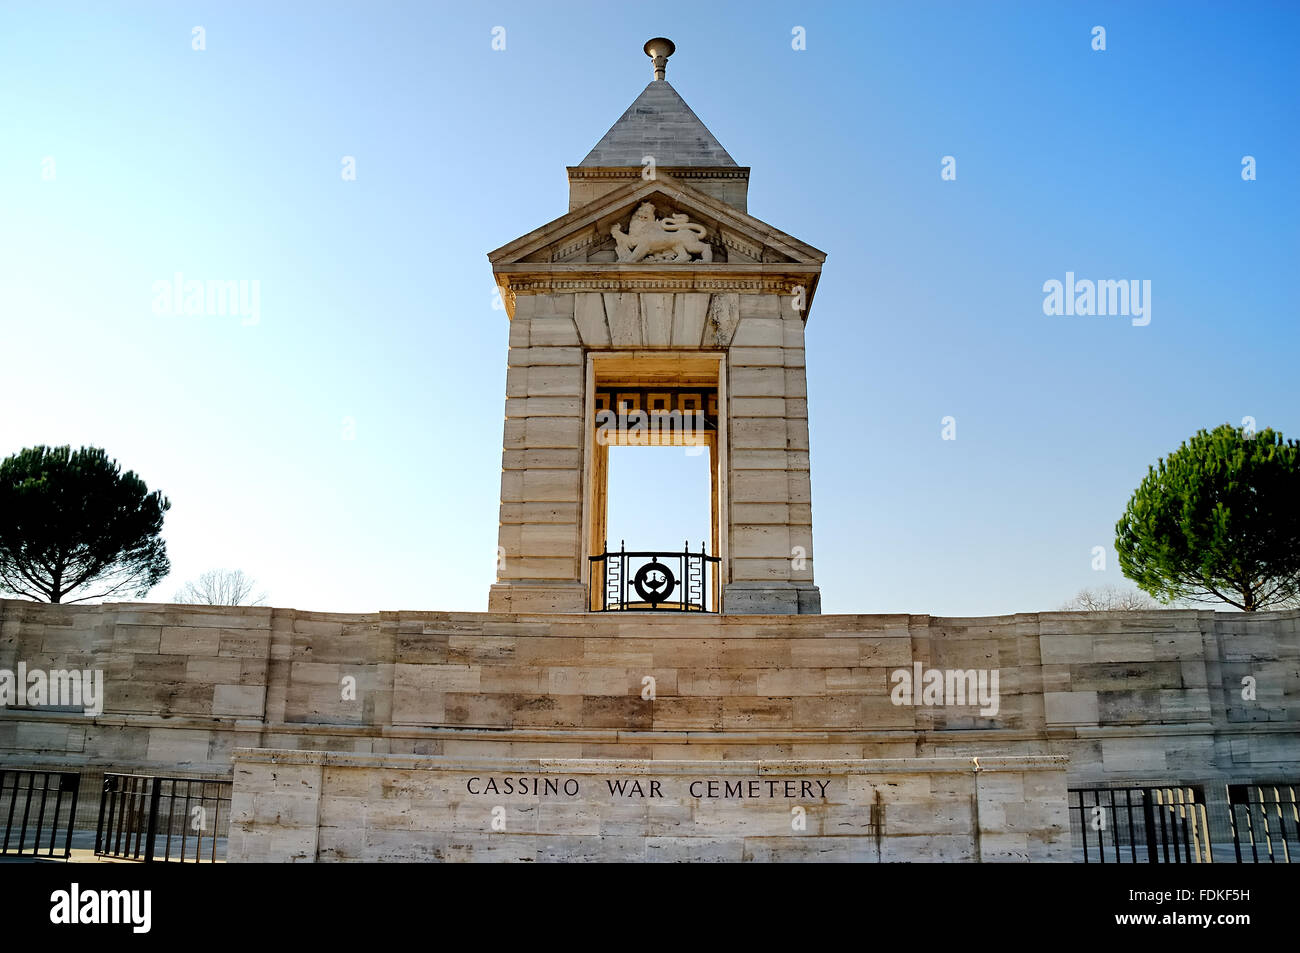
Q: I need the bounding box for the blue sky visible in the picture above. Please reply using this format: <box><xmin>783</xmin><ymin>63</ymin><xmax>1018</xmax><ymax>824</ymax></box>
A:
<box><xmin>1</xmin><ymin>1</ymin><xmax>1296</xmax><ymax>615</ymax></box>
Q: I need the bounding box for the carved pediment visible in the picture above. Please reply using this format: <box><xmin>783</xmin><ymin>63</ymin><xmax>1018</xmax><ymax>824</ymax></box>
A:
<box><xmin>488</xmin><ymin>173</ymin><xmax>825</xmax><ymax>320</ymax></box>
<box><xmin>489</xmin><ymin>173</ymin><xmax>824</xmax><ymax>269</ymax></box>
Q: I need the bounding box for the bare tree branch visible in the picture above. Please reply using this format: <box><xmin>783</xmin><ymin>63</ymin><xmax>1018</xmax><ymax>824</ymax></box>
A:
<box><xmin>1060</xmin><ymin>585</ymin><xmax>1162</xmax><ymax>611</ymax></box>
<box><xmin>172</xmin><ymin>569</ymin><xmax>268</xmax><ymax>606</ymax></box>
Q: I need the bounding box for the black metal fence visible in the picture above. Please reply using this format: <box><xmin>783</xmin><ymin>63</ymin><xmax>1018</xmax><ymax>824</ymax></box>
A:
<box><xmin>1227</xmin><ymin>783</ymin><xmax>1299</xmax><ymax>863</ymax></box>
<box><xmin>1068</xmin><ymin>786</ymin><xmax>1211</xmax><ymax>863</ymax></box>
<box><xmin>590</xmin><ymin>541</ymin><xmax>719</xmax><ymax>612</ymax></box>
<box><xmin>0</xmin><ymin>769</ymin><xmax>81</xmax><ymax>858</ymax></box>
<box><xmin>95</xmin><ymin>774</ymin><xmax>232</xmax><ymax>863</ymax></box>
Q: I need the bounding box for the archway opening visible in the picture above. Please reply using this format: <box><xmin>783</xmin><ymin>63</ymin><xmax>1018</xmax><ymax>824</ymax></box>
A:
<box><xmin>584</xmin><ymin>360</ymin><xmax>725</xmax><ymax>611</ymax></box>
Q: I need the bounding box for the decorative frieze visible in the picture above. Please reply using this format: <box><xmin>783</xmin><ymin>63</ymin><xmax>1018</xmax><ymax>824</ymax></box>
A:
<box><xmin>500</xmin><ymin>274</ymin><xmax>808</xmax><ymax>299</ymax></box>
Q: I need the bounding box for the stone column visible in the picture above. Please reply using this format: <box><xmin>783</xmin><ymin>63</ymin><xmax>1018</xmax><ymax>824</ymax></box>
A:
<box><xmin>721</xmin><ymin>291</ymin><xmax>820</xmax><ymax>614</ymax></box>
<box><xmin>488</xmin><ymin>293</ymin><xmax>588</xmax><ymax>614</ymax></box>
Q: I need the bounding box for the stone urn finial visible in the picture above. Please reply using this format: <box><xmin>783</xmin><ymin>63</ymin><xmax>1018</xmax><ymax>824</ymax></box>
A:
<box><xmin>644</xmin><ymin>37</ymin><xmax>675</xmax><ymax>81</ymax></box>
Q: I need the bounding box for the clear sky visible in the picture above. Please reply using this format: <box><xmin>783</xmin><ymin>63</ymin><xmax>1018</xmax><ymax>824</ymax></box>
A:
<box><xmin>1</xmin><ymin>1</ymin><xmax>1296</xmax><ymax>615</ymax></box>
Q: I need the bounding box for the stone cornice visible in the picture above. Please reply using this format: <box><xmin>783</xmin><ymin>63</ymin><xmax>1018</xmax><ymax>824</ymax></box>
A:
<box><xmin>12</xmin><ymin>708</ymin><xmax>1288</xmax><ymax>749</ymax></box>
<box><xmin>5</xmin><ymin>598</ymin><xmax>1281</xmax><ymax>627</ymax></box>
<box><xmin>493</xmin><ymin>263</ymin><xmax>822</xmax><ymax>317</ymax></box>
<box><xmin>567</xmin><ymin>165</ymin><xmax>751</xmax><ymax>181</ymax></box>
<box><xmin>494</xmin><ymin>263</ymin><xmax>820</xmax><ymax>281</ymax></box>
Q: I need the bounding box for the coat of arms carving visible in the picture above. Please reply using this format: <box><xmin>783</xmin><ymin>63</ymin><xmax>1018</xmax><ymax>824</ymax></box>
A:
<box><xmin>611</xmin><ymin>202</ymin><xmax>713</xmax><ymax>263</ymax></box>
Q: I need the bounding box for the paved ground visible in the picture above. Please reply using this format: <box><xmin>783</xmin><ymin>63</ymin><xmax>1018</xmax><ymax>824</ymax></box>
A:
<box><xmin>0</xmin><ymin>849</ymin><xmax>134</xmax><ymax>863</ymax></box>
<box><xmin>1</xmin><ymin>829</ymin><xmax>227</xmax><ymax>863</ymax></box>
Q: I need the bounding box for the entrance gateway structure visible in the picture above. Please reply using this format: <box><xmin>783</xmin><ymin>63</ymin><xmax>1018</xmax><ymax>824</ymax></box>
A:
<box><xmin>487</xmin><ymin>37</ymin><xmax>823</xmax><ymax>617</ymax></box>
<box><xmin>4</xmin><ymin>40</ymin><xmax>1297</xmax><ymax>865</ymax></box>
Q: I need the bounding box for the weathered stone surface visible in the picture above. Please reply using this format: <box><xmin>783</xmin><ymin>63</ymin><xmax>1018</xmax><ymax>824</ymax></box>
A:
<box><xmin>639</xmin><ymin>293</ymin><xmax>673</xmax><ymax>346</ymax></box>
<box><xmin>8</xmin><ymin>601</ymin><xmax>1295</xmax><ymax>781</ymax></box>
<box><xmin>704</xmin><ymin>293</ymin><xmax>740</xmax><ymax>347</ymax></box>
<box><xmin>671</xmin><ymin>293</ymin><xmax>709</xmax><ymax>346</ymax></box>
<box><xmin>228</xmin><ymin>750</ymin><xmax>1068</xmax><ymax>863</ymax></box>
<box><xmin>603</xmin><ymin>292</ymin><xmax>641</xmax><ymax>346</ymax></box>
<box><xmin>4</xmin><ymin>599</ymin><xmax>1298</xmax><ymax>864</ymax></box>
<box><xmin>574</xmin><ymin>293</ymin><xmax>610</xmax><ymax>347</ymax></box>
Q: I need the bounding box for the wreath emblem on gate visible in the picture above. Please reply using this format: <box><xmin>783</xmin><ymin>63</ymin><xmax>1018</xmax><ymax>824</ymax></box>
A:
<box><xmin>633</xmin><ymin>559</ymin><xmax>676</xmax><ymax>605</ymax></box>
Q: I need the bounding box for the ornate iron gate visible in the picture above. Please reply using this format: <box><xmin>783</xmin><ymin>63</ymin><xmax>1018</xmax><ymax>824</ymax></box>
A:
<box><xmin>589</xmin><ymin>541</ymin><xmax>719</xmax><ymax>612</ymax></box>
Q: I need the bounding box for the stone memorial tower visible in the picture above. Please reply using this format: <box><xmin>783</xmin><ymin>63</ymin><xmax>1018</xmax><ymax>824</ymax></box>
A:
<box><xmin>488</xmin><ymin>39</ymin><xmax>826</xmax><ymax>615</ymax></box>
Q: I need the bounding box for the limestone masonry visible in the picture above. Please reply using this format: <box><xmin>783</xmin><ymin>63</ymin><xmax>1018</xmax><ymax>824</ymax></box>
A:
<box><xmin>3</xmin><ymin>599</ymin><xmax>1297</xmax><ymax>860</ymax></box>
<box><xmin>4</xmin><ymin>600</ymin><xmax>1295</xmax><ymax>778</ymax></box>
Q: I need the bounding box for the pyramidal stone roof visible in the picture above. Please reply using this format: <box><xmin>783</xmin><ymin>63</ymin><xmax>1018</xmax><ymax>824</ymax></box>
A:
<box><xmin>578</xmin><ymin>79</ymin><xmax>738</xmax><ymax>168</ymax></box>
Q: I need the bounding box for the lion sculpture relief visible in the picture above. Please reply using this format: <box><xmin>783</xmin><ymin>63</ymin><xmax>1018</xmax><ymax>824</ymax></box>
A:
<box><xmin>611</xmin><ymin>202</ymin><xmax>712</xmax><ymax>263</ymax></box>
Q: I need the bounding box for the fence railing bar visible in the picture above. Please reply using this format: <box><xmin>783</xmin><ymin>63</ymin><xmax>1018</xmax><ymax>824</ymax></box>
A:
<box><xmin>1284</xmin><ymin>785</ymin><xmax>1294</xmax><ymax>858</ymax></box>
<box><xmin>180</xmin><ymin>779</ymin><xmax>192</xmax><ymax>862</ymax></box>
<box><xmin>1109</xmin><ymin>789</ymin><xmax>1121</xmax><ymax>861</ymax></box>
<box><xmin>1123</xmin><ymin>789</ymin><xmax>1137</xmax><ymax>863</ymax></box>
<box><xmin>3</xmin><ymin>772</ymin><xmax>21</xmax><ymax>853</ymax></box>
<box><xmin>61</xmin><ymin>776</ymin><xmax>78</xmax><ymax>859</ymax></box>
<box><xmin>209</xmin><ymin>787</ymin><xmax>220</xmax><ymax>863</ymax></box>
<box><xmin>31</xmin><ymin>773</ymin><xmax>50</xmax><ymax>856</ymax></box>
<box><xmin>1075</xmin><ymin>791</ymin><xmax>1089</xmax><ymax>864</ymax></box>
